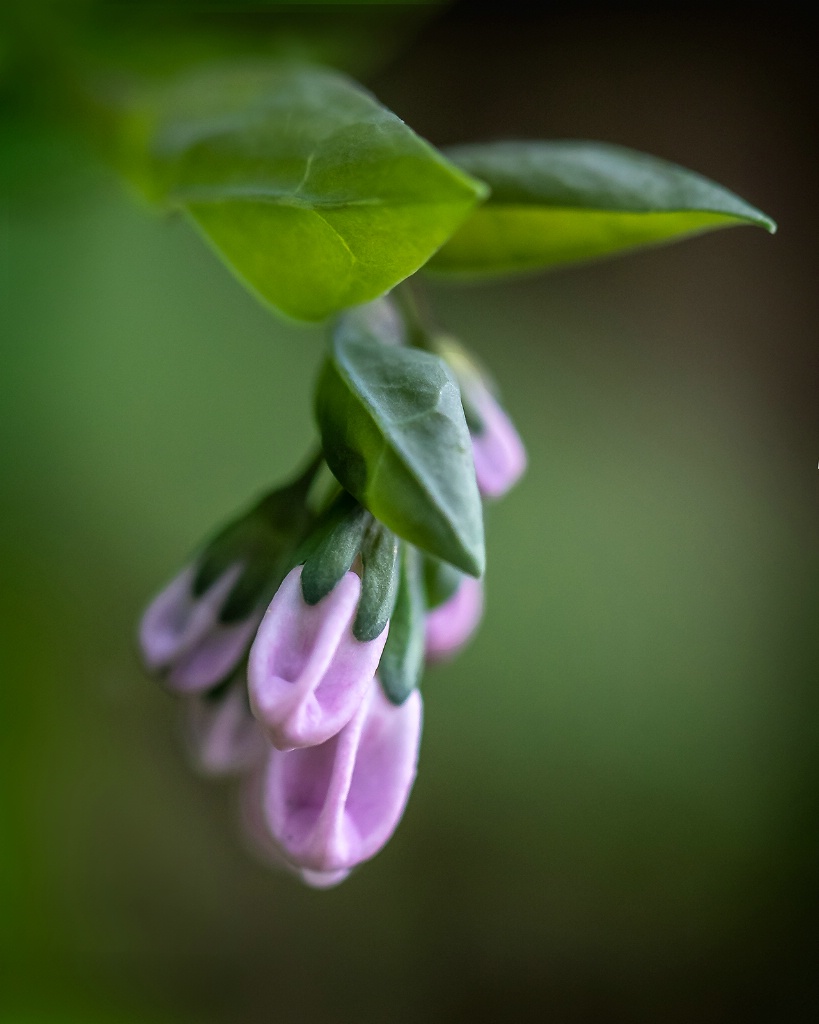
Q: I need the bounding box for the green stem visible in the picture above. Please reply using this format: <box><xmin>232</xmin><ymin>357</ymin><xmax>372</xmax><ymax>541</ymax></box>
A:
<box><xmin>393</xmin><ymin>279</ymin><xmax>436</xmax><ymax>351</ymax></box>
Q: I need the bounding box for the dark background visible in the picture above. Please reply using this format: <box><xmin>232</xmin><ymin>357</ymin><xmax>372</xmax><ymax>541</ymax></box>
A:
<box><xmin>2</xmin><ymin>2</ymin><xmax>818</xmax><ymax>1021</ymax></box>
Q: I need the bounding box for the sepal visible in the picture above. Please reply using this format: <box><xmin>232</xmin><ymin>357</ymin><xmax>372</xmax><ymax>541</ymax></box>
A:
<box><xmin>300</xmin><ymin>492</ymin><xmax>371</xmax><ymax>607</ymax></box>
<box><xmin>194</xmin><ymin>464</ymin><xmax>317</xmax><ymax>622</ymax></box>
<box><xmin>354</xmin><ymin>521</ymin><xmax>400</xmax><ymax>642</ymax></box>
<box><xmin>378</xmin><ymin>544</ymin><xmax>426</xmax><ymax>705</ymax></box>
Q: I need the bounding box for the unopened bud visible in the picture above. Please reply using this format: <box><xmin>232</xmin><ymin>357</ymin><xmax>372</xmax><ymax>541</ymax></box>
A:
<box><xmin>239</xmin><ymin>768</ymin><xmax>350</xmax><ymax>888</ymax></box>
<box><xmin>425</xmin><ymin>574</ymin><xmax>483</xmax><ymax>661</ymax></box>
<box><xmin>248</xmin><ymin>566</ymin><xmax>388</xmax><ymax>751</ymax></box>
<box><xmin>262</xmin><ymin>679</ymin><xmax>422</xmax><ymax>873</ymax></box>
<box><xmin>183</xmin><ymin>678</ymin><xmax>268</xmax><ymax>776</ymax></box>
<box><xmin>434</xmin><ymin>334</ymin><xmax>526</xmax><ymax>499</ymax></box>
<box><xmin>139</xmin><ymin>563</ymin><xmax>261</xmax><ymax>693</ymax></box>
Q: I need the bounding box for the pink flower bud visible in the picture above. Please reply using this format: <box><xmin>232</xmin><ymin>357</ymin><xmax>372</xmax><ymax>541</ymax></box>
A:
<box><xmin>139</xmin><ymin>564</ymin><xmax>261</xmax><ymax>693</ymax></box>
<box><xmin>248</xmin><ymin>566</ymin><xmax>388</xmax><ymax>751</ymax></box>
<box><xmin>183</xmin><ymin>680</ymin><xmax>268</xmax><ymax>777</ymax></box>
<box><xmin>470</xmin><ymin>385</ymin><xmax>527</xmax><ymax>499</ymax></box>
<box><xmin>239</xmin><ymin>768</ymin><xmax>350</xmax><ymax>889</ymax></box>
<box><xmin>262</xmin><ymin>680</ymin><xmax>422</xmax><ymax>874</ymax></box>
<box><xmin>424</xmin><ymin>575</ymin><xmax>484</xmax><ymax>662</ymax></box>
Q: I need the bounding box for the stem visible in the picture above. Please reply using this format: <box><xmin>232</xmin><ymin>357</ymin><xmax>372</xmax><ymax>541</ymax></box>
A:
<box><xmin>393</xmin><ymin>280</ymin><xmax>436</xmax><ymax>351</ymax></box>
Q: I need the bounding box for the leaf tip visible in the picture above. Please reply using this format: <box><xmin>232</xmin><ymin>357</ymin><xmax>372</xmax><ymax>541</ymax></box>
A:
<box><xmin>456</xmin><ymin>541</ymin><xmax>485</xmax><ymax>581</ymax></box>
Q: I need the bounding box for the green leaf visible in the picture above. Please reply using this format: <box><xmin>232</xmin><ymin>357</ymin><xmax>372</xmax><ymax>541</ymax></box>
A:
<box><xmin>315</xmin><ymin>315</ymin><xmax>485</xmax><ymax>577</ymax></box>
<box><xmin>354</xmin><ymin>522</ymin><xmax>400</xmax><ymax>642</ymax></box>
<box><xmin>378</xmin><ymin>545</ymin><xmax>425</xmax><ymax>705</ymax></box>
<box><xmin>121</xmin><ymin>61</ymin><xmax>487</xmax><ymax>320</ymax></box>
<box><xmin>427</xmin><ymin>140</ymin><xmax>776</xmax><ymax>276</ymax></box>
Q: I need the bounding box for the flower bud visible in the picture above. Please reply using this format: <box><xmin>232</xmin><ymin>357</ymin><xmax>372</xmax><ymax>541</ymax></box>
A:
<box><xmin>239</xmin><ymin>768</ymin><xmax>350</xmax><ymax>888</ymax></box>
<box><xmin>183</xmin><ymin>678</ymin><xmax>268</xmax><ymax>777</ymax></box>
<box><xmin>468</xmin><ymin>381</ymin><xmax>527</xmax><ymax>499</ymax></box>
<box><xmin>432</xmin><ymin>334</ymin><xmax>526</xmax><ymax>499</ymax></box>
<box><xmin>139</xmin><ymin>563</ymin><xmax>262</xmax><ymax>693</ymax></box>
<box><xmin>139</xmin><ymin>462</ymin><xmax>319</xmax><ymax>693</ymax></box>
<box><xmin>262</xmin><ymin>679</ymin><xmax>422</xmax><ymax>874</ymax></box>
<box><xmin>425</xmin><ymin>574</ymin><xmax>484</xmax><ymax>662</ymax></box>
<box><xmin>248</xmin><ymin>566</ymin><xmax>388</xmax><ymax>751</ymax></box>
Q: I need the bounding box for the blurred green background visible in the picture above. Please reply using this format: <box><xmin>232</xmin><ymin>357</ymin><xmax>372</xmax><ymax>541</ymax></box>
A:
<box><xmin>2</xmin><ymin>3</ymin><xmax>818</xmax><ymax>1022</ymax></box>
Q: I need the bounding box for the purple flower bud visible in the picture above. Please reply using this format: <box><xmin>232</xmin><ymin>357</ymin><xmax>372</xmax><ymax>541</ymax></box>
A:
<box><xmin>248</xmin><ymin>566</ymin><xmax>388</xmax><ymax>751</ymax></box>
<box><xmin>469</xmin><ymin>384</ymin><xmax>527</xmax><ymax>499</ymax></box>
<box><xmin>425</xmin><ymin>575</ymin><xmax>484</xmax><ymax>662</ymax></box>
<box><xmin>139</xmin><ymin>564</ymin><xmax>261</xmax><ymax>693</ymax></box>
<box><xmin>239</xmin><ymin>769</ymin><xmax>350</xmax><ymax>888</ymax></box>
<box><xmin>262</xmin><ymin>679</ymin><xmax>422</xmax><ymax>874</ymax></box>
<box><xmin>183</xmin><ymin>680</ymin><xmax>268</xmax><ymax>777</ymax></box>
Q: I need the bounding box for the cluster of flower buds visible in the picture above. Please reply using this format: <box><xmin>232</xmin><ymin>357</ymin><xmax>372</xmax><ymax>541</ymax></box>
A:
<box><xmin>138</xmin><ymin>294</ymin><xmax>525</xmax><ymax>887</ymax></box>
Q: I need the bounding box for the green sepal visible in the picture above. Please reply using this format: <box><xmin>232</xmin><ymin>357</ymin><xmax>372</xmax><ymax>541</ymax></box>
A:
<box><xmin>378</xmin><ymin>544</ymin><xmax>426</xmax><ymax>705</ymax></box>
<box><xmin>428</xmin><ymin>140</ymin><xmax>776</xmax><ymax>277</ymax></box>
<box><xmin>354</xmin><ymin>522</ymin><xmax>400</xmax><ymax>642</ymax></box>
<box><xmin>193</xmin><ymin>460</ymin><xmax>317</xmax><ymax>623</ymax></box>
<box><xmin>300</xmin><ymin>493</ymin><xmax>371</xmax><ymax>606</ymax></box>
<box><xmin>315</xmin><ymin>313</ymin><xmax>485</xmax><ymax>577</ymax></box>
<box><xmin>422</xmin><ymin>555</ymin><xmax>464</xmax><ymax>611</ymax></box>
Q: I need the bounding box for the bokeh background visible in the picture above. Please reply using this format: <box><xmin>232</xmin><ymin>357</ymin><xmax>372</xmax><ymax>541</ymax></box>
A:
<box><xmin>2</xmin><ymin>2</ymin><xmax>818</xmax><ymax>1021</ymax></box>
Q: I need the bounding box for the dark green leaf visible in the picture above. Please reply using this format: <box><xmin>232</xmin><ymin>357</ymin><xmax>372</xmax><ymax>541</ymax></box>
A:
<box><xmin>315</xmin><ymin>315</ymin><xmax>485</xmax><ymax>576</ymax></box>
<box><xmin>121</xmin><ymin>62</ymin><xmax>487</xmax><ymax>320</ymax></box>
<box><xmin>354</xmin><ymin>522</ymin><xmax>400</xmax><ymax>642</ymax></box>
<box><xmin>428</xmin><ymin>140</ymin><xmax>776</xmax><ymax>276</ymax></box>
<box><xmin>378</xmin><ymin>545</ymin><xmax>425</xmax><ymax>705</ymax></box>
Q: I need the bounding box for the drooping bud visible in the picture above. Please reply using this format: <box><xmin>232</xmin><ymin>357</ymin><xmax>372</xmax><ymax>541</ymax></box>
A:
<box><xmin>434</xmin><ymin>334</ymin><xmax>526</xmax><ymax>499</ymax></box>
<box><xmin>247</xmin><ymin>565</ymin><xmax>388</xmax><ymax>751</ymax></box>
<box><xmin>183</xmin><ymin>677</ymin><xmax>268</xmax><ymax>777</ymax></box>
<box><xmin>139</xmin><ymin>563</ymin><xmax>262</xmax><ymax>693</ymax></box>
<box><xmin>262</xmin><ymin>679</ymin><xmax>422</xmax><ymax>874</ymax></box>
<box><xmin>239</xmin><ymin>768</ymin><xmax>350</xmax><ymax>889</ymax></box>
<box><xmin>138</xmin><ymin>459</ymin><xmax>318</xmax><ymax>693</ymax></box>
<box><xmin>467</xmin><ymin>383</ymin><xmax>527</xmax><ymax>499</ymax></box>
<box><xmin>425</xmin><ymin>574</ymin><xmax>484</xmax><ymax>661</ymax></box>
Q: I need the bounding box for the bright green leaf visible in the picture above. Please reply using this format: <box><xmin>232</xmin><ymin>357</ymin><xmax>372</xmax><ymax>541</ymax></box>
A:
<box><xmin>121</xmin><ymin>62</ymin><xmax>487</xmax><ymax>320</ymax></box>
<box><xmin>427</xmin><ymin>140</ymin><xmax>776</xmax><ymax>276</ymax></box>
<box><xmin>315</xmin><ymin>314</ymin><xmax>485</xmax><ymax>577</ymax></box>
